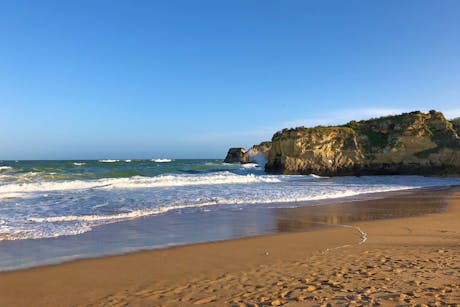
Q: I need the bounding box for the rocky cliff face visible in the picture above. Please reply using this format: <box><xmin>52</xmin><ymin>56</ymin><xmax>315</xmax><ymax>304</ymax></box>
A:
<box><xmin>452</xmin><ymin>118</ymin><xmax>460</xmax><ymax>135</ymax></box>
<box><xmin>247</xmin><ymin>141</ymin><xmax>271</xmax><ymax>165</ymax></box>
<box><xmin>226</xmin><ymin>110</ymin><xmax>460</xmax><ymax>176</ymax></box>
<box><xmin>266</xmin><ymin>110</ymin><xmax>460</xmax><ymax>175</ymax></box>
<box><xmin>266</xmin><ymin>127</ymin><xmax>366</xmax><ymax>175</ymax></box>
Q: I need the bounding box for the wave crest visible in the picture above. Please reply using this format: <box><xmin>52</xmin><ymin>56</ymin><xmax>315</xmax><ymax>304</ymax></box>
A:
<box><xmin>0</xmin><ymin>172</ymin><xmax>281</xmax><ymax>198</ymax></box>
<box><xmin>152</xmin><ymin>159</ymin><xmax>172</xmax><ymax>163</ymax></box>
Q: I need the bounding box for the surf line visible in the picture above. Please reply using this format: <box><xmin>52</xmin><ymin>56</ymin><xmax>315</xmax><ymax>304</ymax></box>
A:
<box><xmin>313</xmin><ymin>222</ymin><xmax>368</xmax><ymax>255</ymax></box>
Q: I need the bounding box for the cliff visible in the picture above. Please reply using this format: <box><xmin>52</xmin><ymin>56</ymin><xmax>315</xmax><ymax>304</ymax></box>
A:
<box><xmin>266</xmin><ymin>126</ymin><xmax>366</xmax><ymax>175</ymax></box>
<box><xmin>266</xmin><ymin>110</ymin><xmax>460</xmax><ymax>175</ymax></box>
<box><xmin>226</xmin><ymin>110</ymin><xmax>460</xmax><ymax>176</ymax></box>
<box><xmin>452</xmin><ymin>117</ymin><xmax>460</xmax><ymax>135</ymax></box>
<box><xmin>247</xmin><ymin>141</ymin><xmax>271</xmax><ymax>165</ymax></box>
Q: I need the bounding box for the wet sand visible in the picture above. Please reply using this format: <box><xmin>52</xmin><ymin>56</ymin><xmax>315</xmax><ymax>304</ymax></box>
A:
<box><xmin>0</xmin><ymin>188</ymin><xmax>447</xmax><ymax>271</ymax></box>
<box><xmin>0</xmin><ymin>187</ymin><xmax>459</xmax><ymax>306</ymax></box>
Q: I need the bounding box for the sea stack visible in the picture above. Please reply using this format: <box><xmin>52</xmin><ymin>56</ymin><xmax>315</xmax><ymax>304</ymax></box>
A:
<box><xmin>224</xmin><ymin>148</ymin><xmax>249</xmax><ymax>163</ymax></box>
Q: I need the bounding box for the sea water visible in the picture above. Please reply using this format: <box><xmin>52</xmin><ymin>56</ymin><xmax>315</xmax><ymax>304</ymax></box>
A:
<box><xmin>1</xmin><ymin>159</ymin><xmax>460</xmax><ymax>242</ymax></box>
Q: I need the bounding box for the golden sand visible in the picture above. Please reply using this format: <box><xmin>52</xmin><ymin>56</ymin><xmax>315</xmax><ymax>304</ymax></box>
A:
<box><xmin>0</xmin><ymin>190</ymin><xmax>459</xmax><ymax>306</ymax></box>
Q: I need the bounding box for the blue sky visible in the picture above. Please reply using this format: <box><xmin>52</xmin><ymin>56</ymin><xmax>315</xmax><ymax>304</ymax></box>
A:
<box><xmin>1</xmin><ymin>1</ymin><xmax>459</xmax><ymax>159</ymax></box>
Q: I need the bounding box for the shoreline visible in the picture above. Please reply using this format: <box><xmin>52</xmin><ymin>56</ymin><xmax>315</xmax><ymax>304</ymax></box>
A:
<box><xmin>0</xmin><ymin>185</ymin><xmax>453</xmax><ymax>272</ymax></box>
<box><xmin>0</xmin><ymin>186</ymin><xmax>459</xmax><ymax>306</ymax></box>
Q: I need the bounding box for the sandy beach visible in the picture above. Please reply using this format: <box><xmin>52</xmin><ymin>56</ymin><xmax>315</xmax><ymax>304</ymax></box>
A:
<box><xmin>0</xmin><ymin>188</ymin><xmax>459</xmax><ymax>306</ymax></box>
<box><xmin>3</xmin><ymin>1</ymin><xmax>460</xmax><ymax>306</ymax></box>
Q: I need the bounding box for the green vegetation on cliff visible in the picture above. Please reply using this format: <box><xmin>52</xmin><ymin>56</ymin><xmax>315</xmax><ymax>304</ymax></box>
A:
<box><xmin>226</xmin><ymin>110</ymin><xmax>460</xmax><ymax>176</ymax></box>
<box><xmin>232</xmin><ymin>110</ymin><xmax>460</xmax><ymax>176</ymax></box>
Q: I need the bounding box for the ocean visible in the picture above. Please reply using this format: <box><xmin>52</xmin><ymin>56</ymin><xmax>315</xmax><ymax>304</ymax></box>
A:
<box><xmin>1</xmin><ymin>159</ymin><xmax>460</xmax><ymax>270</ymax></box>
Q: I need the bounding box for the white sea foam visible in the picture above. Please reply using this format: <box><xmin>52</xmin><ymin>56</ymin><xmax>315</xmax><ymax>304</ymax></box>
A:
<box><xmin>98</xmin><ymin>159</ymin><xmax>119</xmax><ymax>163</ymax></box>
<box><xmin>241</xmin><ymin>163</ymin><xmax>259</xmax><ymax>169</ymax></box>
<box><xmin>23</xmin><ymin>188</ymin><xmax>389</xmax><ymax>223</ymax></box>
<box><xmin>28</xmin><ymin>205</ymin><xmax>190</xmax><ymax>223</ymax></box>
<box><xmin>0</xmin><ymin>223</ymin><xmax>92</xmax><ymax>241</ymax></box>
<box><xmin>2</xmin><ymin>168</ymin><xmax>460</xmax><ymax>243</ymax></box>
<box><xmin>124</xmin><ymin>160</ymin><xmax>132</xmax><ymax>162</ymax></box>
<box><xmin>0</xmin><ymin>172</ymin><xmax>281</xmax><ymax>199</ymax></box>
<box><xmin>29</xmin><ymin>186</ymin><xmax>417</xmax><ymax>224</ymax></box>
<box><xmin>15</xmin><ymin>185</ymin><xmax>417</xmax><ymax>242</ymax></box>
<box><xmin>152</xmin><ymin>159</ymin><xmax>172</xmax><ymax>163</ymax></box>
<box><xmin>0</xmin><ymin>166</ymin><xmax>12</xmax><ymax>171</ymax></box>
<box><xmin>204</xmin><ymin>162</ymin><xmax>238</xmax><ymax>167</ymax></box>
<box><xmin>309</xmin><ymin>174</ymin><xmax>328</xmax><ymax>179</ymax></box>
<box><xmin>28</xmin><ymin>210</ymin><xmax>163</xmax><ymax>223</ymax></box>
<box><xmin>73</xmin><ymin>162</ymin><xmax>86</xmax><ymax>166</ymax></box>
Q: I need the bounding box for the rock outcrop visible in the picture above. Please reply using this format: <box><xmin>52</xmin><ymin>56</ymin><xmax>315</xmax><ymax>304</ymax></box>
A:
<box><xmin>266</xmin><ymin>126</ymin><xmax>366</xmax><ymax>175</ymax></box>
<box><xmin>226</xmin><ymin>110</ymin><xmax>460</xmax><ymax>176</ymax></box>
<box><xmin>452</xmin><ymin>117</ymin><xmax>460</xmax><ymax>135</ymax></box>
<box><xmin>247</xmin><ymin>141</ymin><xmax>271</xmax><ymax>165</ymax></box>
<box><xmin>224</xmin><ymin>148</ymin><xmax>248</xmax><ymax>163</ymax></box>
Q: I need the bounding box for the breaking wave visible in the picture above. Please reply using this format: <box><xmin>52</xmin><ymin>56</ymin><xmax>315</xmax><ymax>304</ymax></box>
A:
<box><xmin>26</xmin><ymin>186</ymin><xmax>412</xmax><ymax>224</ymax></box>
<box><xmin>152</xmin><ymin>159</ymin><xmax>172</xmax><ymax>163</ymax></box>
<box><xmin>2</xmin><ymin>159</ymin><xmax>460</xmax><ymax>243</ymax></box>
<box><xmin>0</xmin><ymin>172</ymin><xmax>281</xmax><ymax>198</ymax></box>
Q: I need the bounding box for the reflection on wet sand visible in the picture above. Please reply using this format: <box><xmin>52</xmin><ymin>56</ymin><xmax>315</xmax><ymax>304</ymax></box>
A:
<box><xmin>274</xmin><ymin>187</ymin><xmax>452</xmax><ymax>232</ymax></box>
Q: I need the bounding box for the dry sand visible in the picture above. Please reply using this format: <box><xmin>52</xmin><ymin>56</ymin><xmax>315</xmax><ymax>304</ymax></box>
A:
<box><xmin>0</xmin><ymin>189</ymin><xmax>459</xmax><ymax>306</ymax></box>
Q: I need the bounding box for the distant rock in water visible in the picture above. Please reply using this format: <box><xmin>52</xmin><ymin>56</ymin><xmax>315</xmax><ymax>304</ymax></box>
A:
<box><xmin>224</xmin><ymin>148</ymin><xmax>249</xmax><ymax>163</ymax></box>
<box><xmin>226</xmin><ymin>110</ymin><xmax>460</xmax><ymax>176</ymax></box>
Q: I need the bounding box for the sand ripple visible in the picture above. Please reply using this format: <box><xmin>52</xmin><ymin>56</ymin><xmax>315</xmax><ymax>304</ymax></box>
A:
<box><xmin>91</xmin><ymin>244</ymin><xmax>459</xmax><ymax>306</ymax></box>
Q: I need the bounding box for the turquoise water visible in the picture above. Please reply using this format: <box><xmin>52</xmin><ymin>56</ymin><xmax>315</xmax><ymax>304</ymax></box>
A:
<box><xmin>1</xmin><ymin>159</ymin><xmax>460</xmax><ymax>242</ymax></box>
<box><xmin>0</xmin><ymin>159</ymin><xmax>245</xmax><ymax>181</ymax></box>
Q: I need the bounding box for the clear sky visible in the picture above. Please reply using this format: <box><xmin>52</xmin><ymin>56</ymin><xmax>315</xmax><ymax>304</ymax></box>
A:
<box><xmin>1</xmin><ymin>1</ymin><xmax>459</xmax><ymax>159</ymax></box>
